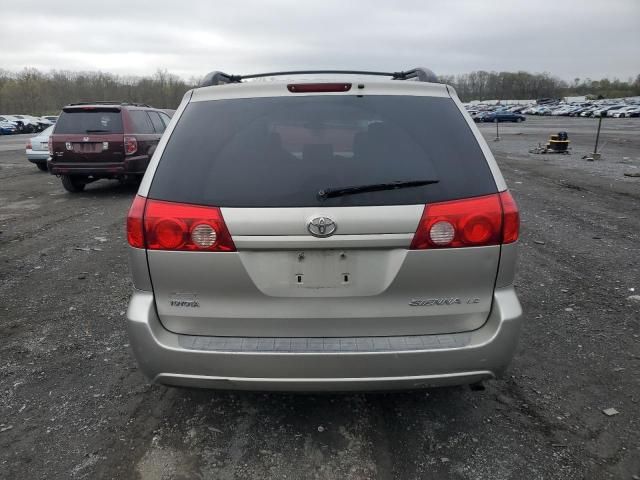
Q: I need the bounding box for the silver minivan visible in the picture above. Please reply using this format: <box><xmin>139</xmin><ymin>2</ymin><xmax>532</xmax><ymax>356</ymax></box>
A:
<box><xmin>126</xmin><ymin>68</ymin><xmax>522</xmax><ymax>391</ymax></box>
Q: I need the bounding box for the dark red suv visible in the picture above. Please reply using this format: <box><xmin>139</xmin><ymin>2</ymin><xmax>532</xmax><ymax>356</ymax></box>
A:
<box><xmin>48</xmin><ymin>102</ymin><xmax>173</xmax><ymax>192</ymax></box>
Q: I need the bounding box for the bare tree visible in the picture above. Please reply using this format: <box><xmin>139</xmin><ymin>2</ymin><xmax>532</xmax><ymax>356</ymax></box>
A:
<box><xmin>1</xmin><ymin>68</ymin><xmax>638</xmax><ymax>114</ymax></box>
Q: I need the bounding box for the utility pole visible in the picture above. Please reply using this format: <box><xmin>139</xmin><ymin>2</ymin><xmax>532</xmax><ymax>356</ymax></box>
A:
<box><xmin>592</xmin><ymin>116</ymin><xmax>602</xmax><ymax>159</ymax></box>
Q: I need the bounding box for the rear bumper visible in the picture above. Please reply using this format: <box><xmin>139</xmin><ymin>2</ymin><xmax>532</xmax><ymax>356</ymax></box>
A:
<box><xmin>126</xmin><ymin>287</ymin><xmax>523</xmax><ymax>392</ymax></box>
<box><xmin>26</xmin><ymin>150</ymin><xmax>49</xmax><ymax>162</ymax></box>
<box><xmin>47</xmin><ymin>155</ymin><xmax>149</xmax><ymax>176</ymax></box>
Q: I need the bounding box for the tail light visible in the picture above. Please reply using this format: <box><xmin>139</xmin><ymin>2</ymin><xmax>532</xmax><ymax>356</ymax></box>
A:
<box><xmin>410</xmin><ymin>192</ymin><xmax>519</xmax><ymax>249</ymax></box>
<box><xmin>26</xmin><ymin>140</ymin><xmax>32</xmax><ymax>150</ymax></box>
<box><xmin>499</xmin><ymin>191</ymin><xmax>520</xmax><ymax>244</ymax></box>
<box><xmin>126</xmin><ymin>195</ymin><xmax>146</xmax><ymax>248</ymax></box>
<box><xmin>124</xmin><ymin>136</ymin><xmax>137</xmax><ymax>155</ymax></box>
<box><xmin>126</xmin><ymin>196</ymin><xmax>236</xmax><ymax>252</ymax></box>
<box><xmin>48</xmin><ymin>136</ymin><xmax>53</xmax><ymax>155</ymax></box>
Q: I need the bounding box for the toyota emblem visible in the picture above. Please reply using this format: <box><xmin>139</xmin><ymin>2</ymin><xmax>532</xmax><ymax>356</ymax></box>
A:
<box><xmin>307</xmin><ymin>217</ymin><xmax>337</xmax><ymax>238</ymax></box>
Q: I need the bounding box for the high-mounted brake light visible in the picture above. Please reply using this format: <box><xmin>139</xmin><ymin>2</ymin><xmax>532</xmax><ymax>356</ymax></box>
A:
<box><xmin>124</xmin><ymin>136</ymin><xmax>137</xmax><ymax>155</ymax></box>
<box><xmin>410</xmin><ymin>192</ymin><xmax>519</xmax><ymax>249</ymax></box>
<box><xmin>287</xmin><ymin>83</ymin><xmax>352</xmax><ymax>93</ymax></box>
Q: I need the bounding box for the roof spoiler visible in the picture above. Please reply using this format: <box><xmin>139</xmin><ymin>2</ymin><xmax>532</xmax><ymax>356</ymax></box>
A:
<box><xmin>199</xmin><ymin>68</ymin><xmax>438</xmax><ymax>87</ymax></box>
<box><xmin>67</xmin><ymin>101</ymin><xmax>151</xmax><ymax>107</ymax></box>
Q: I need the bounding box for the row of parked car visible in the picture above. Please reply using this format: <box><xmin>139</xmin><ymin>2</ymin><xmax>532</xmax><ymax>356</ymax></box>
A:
<box><xmin>525</xmin><ymin>102</ymin><xmax>640</xmax><ymax>118</ymax></box>
<box><xmin>465</xmin><ymin>98</ymin><xmax>640</xmax><ymax>122</ymax></box>
<box><xmin>0</xmin><ymin>114</ymin><xmax>58</xmax><ymax>134</ymax></box>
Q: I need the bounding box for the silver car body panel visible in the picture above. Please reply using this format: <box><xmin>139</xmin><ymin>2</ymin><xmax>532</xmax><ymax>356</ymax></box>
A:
<box><xmin>223</xmin><ymin>205</ymin><xmax>424</xmax><ymax>236</ymax></box>
<box><xmin>495</xmin><ymin>242</ymin><xmax>518</xmax><ymax>288</ymax></box>
<box><xmin>26</xmin><ymin>150</ymin><xmax>49</xmax><ymax>161</ymax></box>
<box><xmin>128</xmin><ymin>247</ymin><xmax>152</xmax><ymax>292</ymax></box>
<box><xmin>147</xmin><ymin>244</ymin><xmax>500</xmax><ymax>337</ymax></box>
<box><xmin>26</xmin><ymin>126</ymin><xmax>53</xmax><ymax>162</ymax></box>
<box><xmin>126</xmin><ymin>286</ymin><xmax>522</xmax><ymax>391</ymax></box>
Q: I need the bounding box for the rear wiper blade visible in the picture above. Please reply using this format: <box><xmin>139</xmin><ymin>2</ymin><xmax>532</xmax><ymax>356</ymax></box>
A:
<box><xmin>318</xmin><ymin>179</ymin><xmax>439</xmax><ymax>199</ymax></box>
<box><xmin>85</xmin><ymin>129</ymin><xmax>111</xmax><ymax>133</ymax></box>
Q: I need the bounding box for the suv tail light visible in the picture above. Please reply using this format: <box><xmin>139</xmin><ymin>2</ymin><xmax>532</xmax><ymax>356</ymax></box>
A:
<box><xmin>26</xmin><ymin>140</ymin><xmax>32</xmax><ymax>150</ymax></box>
<box><xmin>124</xmin><ymin>136</ymin><xmax>138</xmax><ymax>155</ymax></box>
<box><xmin>48</xmin><ymin>136</ymin><xmax>53</xmax><ymax>155</ymax></box>
<box><xmin>410</xmin><ymin>192</ymin><xmax>519</xmax><ymax>249</ymax></box>
<box><xmin>126</xmin><ymin>196</ymin><xmax>236</xmax><ymax>252</ymax></box>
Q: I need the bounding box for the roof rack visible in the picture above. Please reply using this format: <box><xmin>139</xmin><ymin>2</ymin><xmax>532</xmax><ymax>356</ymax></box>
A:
<box><xmin>67</xmin><ymin>101</ymin><xmax>151</xmax><ymax>107</ymax></box>
<box><xmin>199</xmin><ymin>68</ymin><xmax>438</xmax><ymax>87</ymax></box>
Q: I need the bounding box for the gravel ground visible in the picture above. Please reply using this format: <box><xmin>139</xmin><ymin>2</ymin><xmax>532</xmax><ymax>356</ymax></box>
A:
<box><xmin>0</xmin><ymin>116</ymin><xmax>639</xmax><ymax>479</ymax></box>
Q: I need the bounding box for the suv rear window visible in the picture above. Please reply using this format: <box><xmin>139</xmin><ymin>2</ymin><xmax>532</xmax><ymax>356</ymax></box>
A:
<box><xmin>149</xmin><ymin>95</ymin><xmax>496</xmax><ymax>207</ymax></box>
<box><xmin>55</xmin><ymin>109</ymin><xmax>123</xmax><ymax>134</ymax></box>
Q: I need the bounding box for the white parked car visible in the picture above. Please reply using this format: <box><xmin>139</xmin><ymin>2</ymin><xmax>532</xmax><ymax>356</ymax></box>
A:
<box><xmin>25</xmin><ymin>125</ymin><xmax>53</xmax><ymax>171</ymax></box>
<box><xmin>550</xmin><ymin>106</ymin><xmax>571</xmax><ymax>116</ymax></box>
<box><xmin>9</xmin><ymin>115</ymin><xmax>42</xmax><ymax>132</ymax></box>
<box><xmin>14</xmin><ymin>114</ymin><xmax>52</xmax><ymax>131</ymax></box>
<box><xmin>611</xmin><ymin>106</ymin><xmax>640</xmax><ymax>118</ymax></box>
<box><xmin>593</xmin><ymin>105</ymin><xmax>626</xmax><ymax>117</ymax></box>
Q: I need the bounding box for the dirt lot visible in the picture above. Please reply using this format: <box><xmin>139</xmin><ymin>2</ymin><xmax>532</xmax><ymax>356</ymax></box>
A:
<box><xmin>1</xmin><ymin>116</ymin><xmax>639</xmax><ymax>479</ymax></box>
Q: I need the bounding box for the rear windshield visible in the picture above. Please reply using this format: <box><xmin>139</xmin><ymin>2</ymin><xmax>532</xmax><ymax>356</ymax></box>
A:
<box><xmin>149</xmin><ymin>95</ymin><xmax>496</xmax><ymax>207</ymax></box>
<box><xmin>54</xmin><ymin>110</ymin><xmax>123</xmax><ymax>134</ymax></box>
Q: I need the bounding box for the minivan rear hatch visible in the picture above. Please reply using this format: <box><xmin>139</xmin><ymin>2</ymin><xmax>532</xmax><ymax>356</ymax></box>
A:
<box><xmin>144</xmin><ymin>88</ymin><xmax>502</xmax><ymax>338</ymax></box>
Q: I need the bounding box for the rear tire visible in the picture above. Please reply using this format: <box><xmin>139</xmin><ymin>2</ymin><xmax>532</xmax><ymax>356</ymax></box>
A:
<box><xmin>516</xmin><ymin>117</ymin><xmax>524</xmax><ymax>122</ymax></box>
<box><xmin>36</xmin><ymin>162</ymin><xmax>48</xmax><ymax>172</ymax></box>
<box><xmin>61</xmin><ymin>175</ymin><xmax>86</xmax><ymax>193</ymax></box>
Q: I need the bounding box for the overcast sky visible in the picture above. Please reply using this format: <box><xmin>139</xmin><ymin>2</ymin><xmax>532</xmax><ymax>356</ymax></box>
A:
<box><xmin>1</xmin><ymin>0</ymin><xmax>638</xmax><ymax>82</ymax></box>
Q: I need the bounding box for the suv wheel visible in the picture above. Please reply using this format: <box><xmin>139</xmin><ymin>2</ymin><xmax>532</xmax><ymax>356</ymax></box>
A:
<box><xmin>36</xmin><ymin>162</ymin><xmax>48</xmax><ymax>172</ymax></box>
<box><xmin>61</xmin><ymin>175</ymin><xmax>86</xmax><ymax>193</ymax></box>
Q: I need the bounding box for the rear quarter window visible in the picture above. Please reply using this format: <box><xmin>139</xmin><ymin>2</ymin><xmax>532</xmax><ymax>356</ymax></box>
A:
<box><xmin>149</xmin><ymin>95</ymin><xmax>497</xmax><ymax>207</ymax></box>
<box><xmin>148</xmin><ymin>111</ymin><xmax>166</xmax><ymax>133</ymax></box>
<box><xmin>128</xmin><ymin>110</ymin><xmax>155</xmax><ymax>134</ymax></box>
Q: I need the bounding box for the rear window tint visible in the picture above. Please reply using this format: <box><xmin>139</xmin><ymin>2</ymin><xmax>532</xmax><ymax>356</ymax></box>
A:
<box><xmin>158</xmin><ymin>112</ymin><xmax>172</xmax><ymax>127</ymax></box>
<box><xmin>148</xmin><ymin>111</ymin><xmax>166</xmax><ymax>133</ymax></box>
<box><xmin>55</xmin><ymin>110</ymin><xmax>123</xmax><ymax>134</ymax></box>
<box><xmin>129</xmin><ymin>110</ymin><xmax>155</xmax><ymax>134</ymax></box>
<box><xmin>149</xmin><ymin>95</ymin><xmax>496</xmax><ymax>207</ymax></box>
